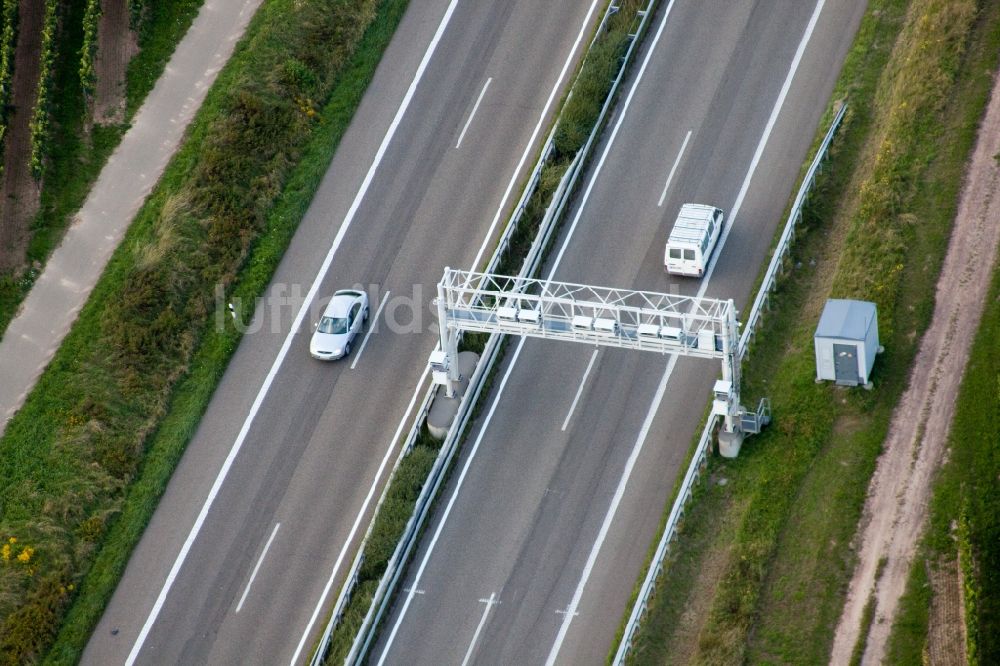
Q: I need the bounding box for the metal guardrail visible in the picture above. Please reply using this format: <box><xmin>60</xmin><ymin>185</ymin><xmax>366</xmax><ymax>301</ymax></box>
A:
<box><xmin>308</xmin><ymin>1</ymin><xmax>658</xmax><ymax>664</ymax></box>
<box><xmin>308</xmin><ymin>371</ymin><xmax>435</xmax><ymax>664</ymax></box>
<box><xmin>611</xmin><ymin>102</ymin><xmax>848</xmax><ymax>665</ymax></box>
<box><xmin>347</xmin><ymin>328</ymin><xmax>503</xmax><ymax>662</ymax></box>
<box><xmin>739</xmin><ymin>102</ymin><xmax>848</xmax><ymax>356</ymax></box>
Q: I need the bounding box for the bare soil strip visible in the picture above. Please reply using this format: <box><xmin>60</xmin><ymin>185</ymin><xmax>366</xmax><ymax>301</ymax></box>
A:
<box><xmin>927</xmin><ymin>557</ymin><xmax>967</xmax><ymax>665</ymax></box>
<box><xmin>94</xmin><ymin>0</ymin><xmax>137</xmax><ymax>124</ymax></box>
<box><xmin>829</xmin><ymin>72</ymin><xmax>1000</xmax><ymax>665</ymax></box>
<box><xmin>0</xmin><ymin>0</ymin><xmax>43</xmax><ymax>271</ymax></box>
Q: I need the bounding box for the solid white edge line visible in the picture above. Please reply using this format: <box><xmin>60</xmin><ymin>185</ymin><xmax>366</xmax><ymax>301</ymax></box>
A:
<box><xmin>307</xmin><ymin>0</ymin><xmax>610</xmax><ymax>656</ymax></box>
<box><xmin>376</xmin><ymin>337</ymin><xmax>528</xmax><ymax>665</ymax></box>
<box><xmin>545</xmin><ymin>1</ymin><xmax>827</xmax><ymax>662</ymax></box>
<box><xmin>375</xmin><ymin>0</ymin><xmax>604</xmax><ymax>658</ymax></box>
<box><xmin>289</xmin><ymin>365</ymin><xmax>430</xmax><ymax>665</ymax></box>
<box><xmin>456</xmin><ymin>78</ymin><xmax>492</xmax><ymax>149</ymax></box>
<box><xmin>544</xmin><ymin>355</ymin><xmax>677</xmax><ymax>666</ymax></box>
<box><xmin>235</xmin><ymin>523</ymin><xmax>281</xmax><ymax>614</ymax></box>
<box><xmin>698</xmin><ymin>0</ymin><xmax>827</xmax><ymax>299</ymax></box>
<box><xmin>461</xmin><ymin>592</ymin><xmax>498</xmax><ymax>666</ymax></box>
<box><xmin>561</xmin><ymin>349</ymin><xmax>599</xmax><ymax>431</ymax></box>
<box><xmin>657</xmin><ymin>129</ymin><xmax>691</xmax><ymax>207</ymax></box>
<box><xmin>379</xmin><ymin>0</ymin><xmax>678</xmax><ymax>656</ymax></box>
<box><xmin>469</xmin><ymin>0</ymin><xmax>603</xmax><ymax>271</ymax></box>
<box><xmin>124</xmin><ymin>0</ymin><xmax>462</xmax><ymax>663</ymax></box>
<box><xmin>547</xmin><ymin>0</ymin><xmax>680</xmax><ymax>280</ymax></box>
<box><xmin>350</xmin><ymin>291</ymin><xmax>391</xmax><ymax>370</ymax></box>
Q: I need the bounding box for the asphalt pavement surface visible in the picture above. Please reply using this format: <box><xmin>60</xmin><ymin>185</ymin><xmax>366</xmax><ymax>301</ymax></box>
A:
<box><xmin>82</xmin><ymin>0</ymin><xmax>602</xmax><ymax>663</ymax></box>
<box><xmin>373</xmin><ymin>0</ymin><xmax>868</xmax><ymax>664</ymax></box>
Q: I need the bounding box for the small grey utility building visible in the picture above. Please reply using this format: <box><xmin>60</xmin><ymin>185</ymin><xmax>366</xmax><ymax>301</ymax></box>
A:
<box><xmin>814</xmin><ymin>299</ymin><xmax>880</xmax><ymax>388</ymax></box>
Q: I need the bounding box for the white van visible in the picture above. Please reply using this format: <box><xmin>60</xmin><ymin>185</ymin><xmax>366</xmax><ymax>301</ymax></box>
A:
<box><xmin>664</xmin><ymin>203</ymin><xmax>724</xmax><ymax>277</ymax></box>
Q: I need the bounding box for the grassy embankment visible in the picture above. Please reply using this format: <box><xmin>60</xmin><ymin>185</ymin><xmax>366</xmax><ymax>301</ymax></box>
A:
<box><xmin>623</xmin><ymin>0</ymin><xmax>999</xmax><ymax>663</ymax></box>
<box><xmin>0</xmin><ymin>0</ymin><xmax>203</xmax><ymax>337</ymax></box>
<box><xmin>317</xmin><ymin>3</ymin><xmax>652</xmax><ymax>661</ymax></box>
<box><xmin>0</xmin><ymin>0</ymin><xmax>409</xmax><ymax>662</ymax></box>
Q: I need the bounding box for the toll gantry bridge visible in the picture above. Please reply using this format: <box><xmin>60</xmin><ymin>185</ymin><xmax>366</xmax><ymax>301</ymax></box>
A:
<box><xmin>432</xmin><ymin>268</ymin><xmax>769</xmax><ymax>456</ymax></box>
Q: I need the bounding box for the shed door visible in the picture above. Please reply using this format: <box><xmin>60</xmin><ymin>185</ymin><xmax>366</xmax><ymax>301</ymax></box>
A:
<box><xmin>834</xmin><ymin>343</ymin><xmax>859</xmax><ymax>384</ymax></box>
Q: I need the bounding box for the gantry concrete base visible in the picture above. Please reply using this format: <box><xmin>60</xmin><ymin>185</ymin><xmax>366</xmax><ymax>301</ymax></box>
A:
<box><xmin>718</xmin><ymin>428</ymin><xmax>745</xmax><ymax>458</ymax></box>
<box><xmin>427</xmin><ymin>351</ymin><xmax>480</xmax><ymax>440</ymax></box>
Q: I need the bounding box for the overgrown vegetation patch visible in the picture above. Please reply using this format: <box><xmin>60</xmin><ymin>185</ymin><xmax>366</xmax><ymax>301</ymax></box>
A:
<box><xmin>0</xmin><ymin>0</ymin><xmax>17</xmax><ymax>164</ymax></box>
<box><xmin>78</xmin><ymin>0</ymin><xmax>101</xmax><ymax>98</ymax></box>
<box><xmin>0</xmin><ymin>0</ymin><xmax>408</xmax><ymax>662</ymax></box>
<box><xmin>26</xmin><ymin>0</ymin><xmax>58</xmax><ymax>180</ymax></box>
<box><xmin>624</xmin><ymin>0</ymin><xmax>998</xmax><ymax>662</ymax></box>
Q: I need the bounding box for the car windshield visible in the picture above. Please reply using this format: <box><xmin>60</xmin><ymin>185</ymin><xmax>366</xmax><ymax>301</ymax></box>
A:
<box><xmin>318</xmin><ymin>316</ymin><xmax>348</xmax><ymax>334</ymax></box>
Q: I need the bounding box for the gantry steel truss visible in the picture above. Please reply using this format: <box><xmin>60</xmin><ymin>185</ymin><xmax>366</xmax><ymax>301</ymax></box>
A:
<box><xmin>432</xmin><ymin>268</ymin><xmax>767</xmax><ymax>451</ymax></box>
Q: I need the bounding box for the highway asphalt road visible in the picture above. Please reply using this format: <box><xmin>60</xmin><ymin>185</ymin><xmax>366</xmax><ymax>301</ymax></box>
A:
<box><xmin>81</xmin><ymin>0</ymin><xmax>602</xmax><ymax>664</ymax></box>
<box><xmin>373</xmin><ymin>0</ymin><xmax>868</xmax><ymax>664</ymax></box>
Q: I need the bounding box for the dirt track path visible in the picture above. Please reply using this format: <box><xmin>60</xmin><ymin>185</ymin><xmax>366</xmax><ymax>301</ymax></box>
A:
<box><xmin>829</xmin><ymin>73</ymin><xmax>1000</xmax><ymax>665</ymax></box>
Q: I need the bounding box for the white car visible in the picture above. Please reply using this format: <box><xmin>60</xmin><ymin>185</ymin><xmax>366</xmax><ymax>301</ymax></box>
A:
<box><xmin>310</xmin><ymin>289</ymin><xmax>369</xmax><ymax>360</ymax></box>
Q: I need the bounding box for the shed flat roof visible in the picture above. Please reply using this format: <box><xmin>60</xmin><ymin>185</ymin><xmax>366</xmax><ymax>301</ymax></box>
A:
<box><xmin>815</xmin><ymin>299</ymin><xmax>876</xmax><ymax>340</ymax></box>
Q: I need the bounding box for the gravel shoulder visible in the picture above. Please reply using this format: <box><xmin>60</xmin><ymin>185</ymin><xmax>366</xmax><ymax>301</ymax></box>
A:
<box><xmin>829</xmin><ymin>70</ymin><xmax>1000</xmax><ymax>665</ymax></box>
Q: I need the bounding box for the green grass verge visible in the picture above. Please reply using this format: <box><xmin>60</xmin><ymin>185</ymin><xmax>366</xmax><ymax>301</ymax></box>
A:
<box><xmin>0</xmin><ymin>0</ymin><xmax>204</xmax><ymax>339</ymax></box>
<box><xmin>884</xmin><ymin>556</ymin><xmax>931</xmax><ymax>664</ymax></box>
<box><xmin>0</xmin><ymin>0</ymin><xmax>408</xmax><ymax>662</ymax></box>
<box><xmin>624</xmin><ymin>0</ymin><xmax>1000</xmax><ymax>663</ymax></box>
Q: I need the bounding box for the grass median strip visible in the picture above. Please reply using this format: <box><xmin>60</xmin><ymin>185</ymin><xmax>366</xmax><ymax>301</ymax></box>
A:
<box><xmin>0</xmin><ymin>0</ymin><xmax>409</xmax><ymax>662</ymax></box>
<box><xmin>316</xmin><ymin>1</ymin><xmax>654</xmax><ymax>660</ymax></box>
<box><xmin>320</xmin><ymin>427</ymin><xmax>441</xmax><ymax>663</ymax></box>
<box><xmin>623</xmin><ymin>0</ymin><xmax>998</xmax><ymax>663</ymax></box>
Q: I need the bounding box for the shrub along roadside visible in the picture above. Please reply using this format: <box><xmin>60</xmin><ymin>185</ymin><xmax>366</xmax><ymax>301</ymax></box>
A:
<box><xmin>622</xmin><ymin>0</ymin><xmax>996</xmax><ymax>663</ymax></box>
<box><xmin>27</xmin><ymin>0</ymin><xmax>58</xmax><ymax>180</ymax></box>
<box><xmin>0</xmin><ymin>0</ymin><xmax>407</xmax><ymax>662</ymax></box>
